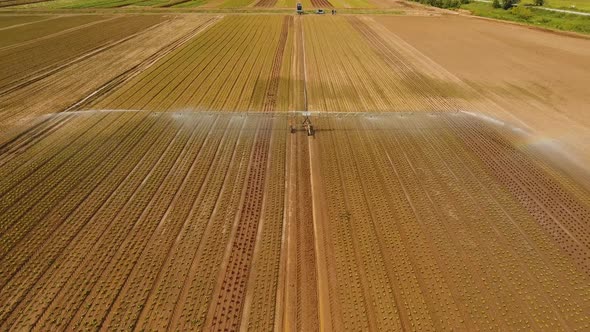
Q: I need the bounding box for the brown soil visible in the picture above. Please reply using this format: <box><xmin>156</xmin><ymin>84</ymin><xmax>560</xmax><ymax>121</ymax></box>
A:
<box><xmin>254</xmin><ymin>0</ymin><xmax>277</xmax><ymax>7</ymax></box>
<box><xmin>0</xmin><ymin>14</ymin><xmax>220</xmax><ymax>138</ymax></box>
<box><xmin>1</xmin><ymin>111</ymin><xmax>589</xmax><ymax>330</ymax></box>
<box><xmin>374</xmin><ymin>14</ymin><xmax>590</xmax><ymax>182</ymax></box>
<box><xmin>311</xmin><ymin>0</ymin><xmax>333</xmax><ymax>8</ymax></box>
<box><xmin>2</xmin><ymin>12</ymin><xmax>590</xmax><ymax>332</ymax></box>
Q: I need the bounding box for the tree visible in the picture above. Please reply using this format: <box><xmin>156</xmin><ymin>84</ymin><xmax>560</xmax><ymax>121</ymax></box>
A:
<box><xmin>492</xmin><ymin>0</ymin><xmax>501</xmax><ymax>8</ymax></box>
<box><xmin>502</xmin><ymin>0</ymin><xmax>518</xmax><ymax>10</ymax></box>
<box><xmin>534</xmin><ymin>0</ymin><xmax>544</xmax><ymax>6</ymax></box>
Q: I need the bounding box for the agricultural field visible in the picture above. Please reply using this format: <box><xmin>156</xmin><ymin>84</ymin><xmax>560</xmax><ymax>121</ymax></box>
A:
<box><xmin>10</xmin><ymin>0</ymin><xmax>412</xmax><ymax>8</ymax></box>
<box><xmin>1</xmin><ymin>111</ymin><xmax>589</xmax><ymax>330</ymax></box>
<box><xmin>0</xmin><ymin>13</ymin><xmax>220</xmax><ymax>136</ymax></box>
<box><xmin>1</xmin><ymin>4</ymin><xmax>590</xmax><ymax>332</ymax></box>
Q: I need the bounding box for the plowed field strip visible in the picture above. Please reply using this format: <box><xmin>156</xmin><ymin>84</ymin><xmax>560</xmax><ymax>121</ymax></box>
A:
<box><xmin>66</xmin><ymin>116</ymin><xmax>214</xmax><ymax>330</ymax></box>
<box><xmin>3</xmin><ymin>111</ymin><xmax>157</xmax><ymax>326</ymax></box>
<box><xmin>254</xmin><ymin>0</ymin><xmax>276</xmax><ymax>6</ymax></box>
<box><xmin>0</xmin><ymin>0</ymin><xmax>52</xmax><ymax>7</ymax></box>
<box><xmin>0</xmin><ymin>15</ymin><xmax>167</xmax><ymax>95</ymax></box>
<box><xmin>314</xmin><ymin>120</ymin><xmax>371</xmax><ymax>330</ymax></box>
<box><xmin>0</xmin><ymin>15</ymin><xmax>113</xmax><ymax>51</ymax></box>
<box><xmin>0</xmin><ymin>113</ymin><xmax>109</xmax><ymax>193</ymax></box>
<box><xmin>419</xmin><ymin>120</ymin><xmax>588</xmax><ymax>329</ymax></box>
<box><xmin>348</xmin><ymin>16</ymin><xmax>458</xmax><ymax>111</ymax></box>
<box><xmin>101</xmin><ymin>115</ymin><xmax>222</xmax><ymax>330</ymax></box>
<box><xmin>448</xmin><ymin>118</ymin><xmax>590</xmax><ymax>275</ymax></box>
<box><xmin>390</xmin><ymin>122</ymin><xmax>544</xmax><ymax>329</ymax></box>
<box><xmin>0</xmin><ymin>16</ymin><xmax>218</xmax><ymax>130</ymax></box>
<box><xmin>203</xmin><ymin>16</ymin><xmax>288</xmax><ymax>330</ymax></box>
<box><xmin>135</xmin><ymin>115</ymin><xmax>248</xmax><ymax>331</ymax></box>
<box><xmin>289</xmin><ymin>131</ymin><xmax>319</xmax><ymax>331</ymax></box>
<box><xmin>65</xmin><ymin>16</ymin><xmax>221</xmax><ymax>113</ymax></box>
<box><xmin>349</xmin><ymin>119</ymin><xmax>440</xmax><ymax>331</ymax></box>
<box><xmin>240</xmin><ymin>117</ymin><xmax>287</xmax><ymax>330</ymax></box>
<box><xmin>127</xmin><ymin>17</ymin><xmax>255</xmax><ymax>110</ymax></box>
<box><xmin>2</xmin><ymin>113</ymin><xmax>150</xmax><ymax>272</ymax></box>
<box><xmin>205</xmin><ymin>118</ymin><xmax>271</xmax><ymax>331</ymax></box>
<box><xmin>89</xmin><ymin>16</ymin><xmax>242</xmax><ymax>109</ymax></box>
<box><xmin>0</xmin><ymin>113</ymin><xmax>124</xmax><ymax>240</ymax></box>
<box><xmin>92</xmin><ymin>16</ymin><xmax>289</xmax><ymax>112</ymax></box>
<box><xmin>328</xmin><ymin>118</ymin><xmax>407</xmax><ymax>331</ymax></box>
<box><xmin>4</xmin><ymin>114</ymin><xmax>179</xmax><ymax>329</ymax></box>
<box><xmin>28</xmin><ymin>117</ymin><xmax>191</xmax><ymax>330</ymax></box>
<box><xmin>310</xmin><ymin>0</ymin><xmax>332</xmax><ymax>7</ymax></box>
<box><xmin>168</xmin><ymin>117</ymin><xmax>258</xmax><ymax>331</ymax></box>
<box><xmin>92</xmin><ymin>16</ymin><xmax>252</xmax><ymax>110</ymax></box>
<box><xmin>0</xmin><ymin>15</ymin><xmax>51</xmax><ymax>30</ymax></box>
<box><xmin>0</xmin><ymin>113</ymin><xmax>75</xmax><ymax>167</ymax></box>
<box><xmin>262</xmin><ymin>17</ymin><xmax>291</xmax><ymax>112</ymax></box>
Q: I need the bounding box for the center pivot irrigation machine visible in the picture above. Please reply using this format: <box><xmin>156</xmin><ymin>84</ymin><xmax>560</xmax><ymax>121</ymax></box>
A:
<box><xmin>290</xmin><ymin>112</ymin><xmax>315</xmax><ymax>136</ymax></box>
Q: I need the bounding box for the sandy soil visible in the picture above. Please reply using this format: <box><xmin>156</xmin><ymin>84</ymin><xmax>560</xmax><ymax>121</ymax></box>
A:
<box><xmin>374</xmin><ymin>14</ymin><xmax>590</xmax><ymax>183</ymax></box>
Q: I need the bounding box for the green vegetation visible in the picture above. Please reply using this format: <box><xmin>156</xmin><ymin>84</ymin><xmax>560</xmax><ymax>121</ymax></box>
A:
<box><xmin>463</xmin><ymin>1</ymin><xmax>590</xmax><ymax>33</ymax></box>
<box><xmin>410</xmin><ymin>0</ymin><xmax>470</xmax><ymax>9</ymax></box>
<box><xmin>218</xmin><ymin>0</ymin><xmax>253</xmax><ymax>8</ymax></box>
<box><xmin>522</xmin><ymin>0</ymin><xmax>590</xmax><ymax>12</ymax></box>
<box><xmin>171</xmin><ymin>0</ymin><xmax>208</xmax><ymax>7</ymax></box>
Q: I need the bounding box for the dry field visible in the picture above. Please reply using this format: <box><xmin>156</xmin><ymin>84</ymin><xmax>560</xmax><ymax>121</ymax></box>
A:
<box><xmin>375</xmin><ymin>14</ymin><xmax>590</xmax><ymax>178</ymax></box>
<box><xmin>1</xmin><ymin>9</ymin><xmax>590</xmax><ymax>332</ymax></box>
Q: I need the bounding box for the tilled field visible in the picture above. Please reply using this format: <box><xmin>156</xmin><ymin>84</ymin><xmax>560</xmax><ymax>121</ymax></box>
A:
<box><xmin>0</xmin><ymin>111</ymin><xmax>589</xmax><ymax>330</ymax></box>
<box><xmin>0</xmin><ymin>14</ymin><xmax>219</xmax><ymax>138</ymax></box>
<box><xmin>90</xmin><ymin>15</ymin><xmax>295</xmax><ymax>113</ymax></box>
<box><xmin>0</xmin><ymin>15</ymin><xmax>168</xmax><ymax>93</ymax></box>
<box><xmin>1</xmin><ymin>10</ymin><xmax>590</xmax><ymax>332</ymax></box>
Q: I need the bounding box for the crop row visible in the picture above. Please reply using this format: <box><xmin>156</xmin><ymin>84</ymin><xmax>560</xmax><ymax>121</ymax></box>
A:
<box><xmin>0</xmin><ymin>111</ymin><xmax>160</xmax><ymax>328</ymax></box>
<box><xmin>348</xmin><ymin>16</ymin><xmax>461</xmax><ymax>112</ymax></box>
<box><xmin>0</xmin><ymin>112</ymin><xmax>299</xmax><ymax>329</ymax></box>
<box><xmin>0</xmin><ymin>15</ymin><xmax>108</xmax><ymax>50</ymax></box>
<box><xmin>92</xmin><ymin>15</ymin><xmax>289</xmax><ymax>113</ymax></box>
<box><xmin>444</xmin><ymin>114</ymin><xmax>590</xmax><ymax>275</ymax></box>
<box><xmin>0</xmin><ymin>14</ymin><xmax>168</xmax><ymax>93</ymax></box>
<box><xmin>0</xmin><ymin>15</ymin><xmax>215</xmax><ymax>131</ymax></box>
<box><xmin>309</xmin><ymin>113</ymin><xmax>590</xmax><ymax>330</ymax></box>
